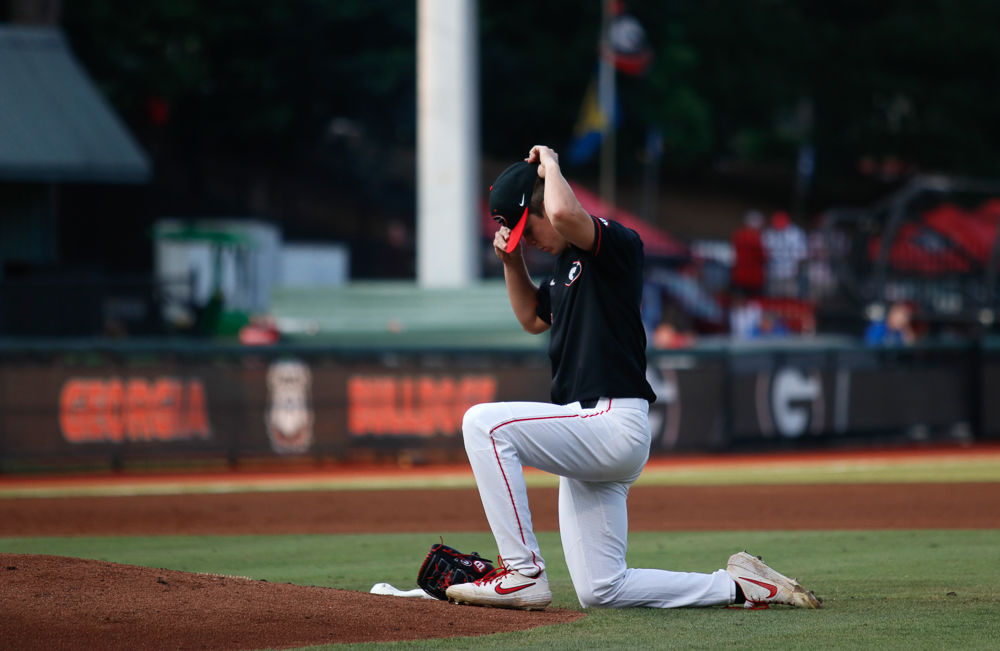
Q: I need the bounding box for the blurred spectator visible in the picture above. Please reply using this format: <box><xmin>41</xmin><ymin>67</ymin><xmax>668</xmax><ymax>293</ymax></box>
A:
<box><xmin>641</xmin><ymin>281</ymin><xmax>664</xmax><ymax>335</ymax></box>
<box><xmin>652</xmin><ymin>307</ymin><xmax>695</xmax><ymax>349</ymax></box>
<box><xmin>239</xmin><ymin>315</ymin><xmax>281</xmax><ymax>345</ymax></box>
<box><xmin>729</xmin><ymin>291</ymin><xmax>763</xmax><ymax>339</ymax></box>
<box><xmin>730</xmin><ymin>209</ymin><xmax>766</xmax><ymax>295</ymax></box>
<box><xmin>864</xmin><ymin>301</ymin><xmax>916</xmax><ymax>346</ymax></box>
<box><xmin>642</xmin><ymin>267</ymin><xmax>725</xmax><ymax>335</ymax></box>
<box><xmin>804</xmin><ymin>220</ymin><xmax>835</xmax><ymax>300</ymax></box>
<box><xmin>757</xmin><ymin>310</ymin><xmax>790</xmax><ymax>338</ymax></box>
<box><xmin>691</xmin><ymin>240</ymin><xmax>732</xmax><ymax>294</ymax></box>
<box><xmin>652</xmin><ymin>320</ymin><xmax>695</xmax><ymax>349</ymax></box>
<box><xmin>762</xmin><ymin>211</ymin><xmax>807</xmax><ymax>297</ymax></box>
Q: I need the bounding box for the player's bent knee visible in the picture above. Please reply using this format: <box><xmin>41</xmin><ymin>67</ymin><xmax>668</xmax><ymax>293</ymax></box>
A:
<box><xmin>576</xmin><ymin>580</ymin><xmax>621</xmax><ymax>608</ymax></box>
<box><xmin>461</xmin><ymin>403</ymin><xmax>495</xmax><ymax>444</ymax></box>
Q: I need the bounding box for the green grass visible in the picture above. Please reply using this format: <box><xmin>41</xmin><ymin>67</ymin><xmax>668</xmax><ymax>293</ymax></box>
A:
<box><xmin>635</xmin><ymin>455</ymin><xmax>1000</xmax><ymax>485</ymax></box>
<box><xmin>3</xmin><ymin>530</ymin><xmax>998</xmax><ymax>650</ymax></box>
<box><xmin>3</xmin><ymin>450</ymin><xmax>996</xmax><ymax>499</ymax></box>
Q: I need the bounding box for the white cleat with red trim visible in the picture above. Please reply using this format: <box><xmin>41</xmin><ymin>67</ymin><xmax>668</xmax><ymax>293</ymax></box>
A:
<box><xmin>727</xmin><ymin>551</ymin><xmax>821</xmax><ymax>609</ymax></box>
<box><xmin>446</xmin><ymin>563</ymin><xmax>552</xmax><ymax>611</ymax></box>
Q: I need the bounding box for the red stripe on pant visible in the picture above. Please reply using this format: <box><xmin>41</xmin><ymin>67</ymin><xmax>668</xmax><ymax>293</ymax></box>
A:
<box><xmin>488</xmin><ymin>408</ymin><xmax>611</xmax><ymax>578</ymax></box>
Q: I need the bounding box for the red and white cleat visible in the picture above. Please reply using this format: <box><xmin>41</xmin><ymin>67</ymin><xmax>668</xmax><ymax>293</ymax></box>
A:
<box><xmin>727</xmin><ymin>551</ymin><xmax>821</xmax><ymax>609</ymax></box>
<box><xmin>446</xmin><ymin>562</ymin><xmax>552</xmax><ymax>611</ymax></box>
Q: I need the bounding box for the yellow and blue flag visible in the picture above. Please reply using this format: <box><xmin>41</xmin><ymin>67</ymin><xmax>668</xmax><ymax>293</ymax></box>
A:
<box><xmin>567</xmin><ymin>78</ymin><xmax>618</xmax><ymax>165</ymax></box>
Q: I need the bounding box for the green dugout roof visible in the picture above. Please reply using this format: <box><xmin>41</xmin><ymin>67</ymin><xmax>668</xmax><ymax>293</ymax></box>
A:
<box><xmin>0</xmin><ymin>25</ymin><xmax>150</xmax><ymax>183</ymax></box>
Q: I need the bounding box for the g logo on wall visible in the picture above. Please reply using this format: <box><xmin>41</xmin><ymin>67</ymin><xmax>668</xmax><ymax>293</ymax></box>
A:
<box><xmin>756</xmin><ymin>366</ymin><xmax>824</xmax><ymax>438</ymax></box>
<box><xmin>266</xmin><ymin>360</ymin><xmax>314</xmax><ymax>454</ymax></box>
<box><xmin>645</xmin><ymin>364</ymin><xmax>681</xmax><ymax>449</ymax></box>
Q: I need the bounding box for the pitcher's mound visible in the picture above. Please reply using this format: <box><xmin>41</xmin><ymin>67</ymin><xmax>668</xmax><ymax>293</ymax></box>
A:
<box><xmin>1</xmin><ymin>554</ymin><xmax>582</xmax><ymax>650</ymax></box>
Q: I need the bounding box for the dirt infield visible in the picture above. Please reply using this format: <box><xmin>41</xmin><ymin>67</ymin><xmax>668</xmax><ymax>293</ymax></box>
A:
<box><xmin>1</xmin><ymin>554</ymin><xmax>582</xmax><ymax>650</ymax></box>
<box><xmin>2</xmin><ymin>470</ymin><xmax>999</xmax><ymax>649</ymax></box>
<box><xmin>4</xmin><ymin>483</ymin><xmax>1000</xmax><ymax>536</ymax></box>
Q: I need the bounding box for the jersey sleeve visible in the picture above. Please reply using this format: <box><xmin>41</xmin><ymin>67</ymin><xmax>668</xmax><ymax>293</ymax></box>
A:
<box><xmin>588</xmin><ymin>216</ymin><xmax>643</xmax><ymax>276</ymax></box>
<box><xmin>535</xmin><ymin>277</ymin><xmax>553</xmax><ymax>325</ymax></box>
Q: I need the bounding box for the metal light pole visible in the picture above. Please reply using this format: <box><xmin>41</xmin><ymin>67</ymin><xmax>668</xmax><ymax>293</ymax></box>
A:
<box><xmin>416</xmin><ymin>0</ymin><xmax>480</xmax><ymax>288</ymax></box>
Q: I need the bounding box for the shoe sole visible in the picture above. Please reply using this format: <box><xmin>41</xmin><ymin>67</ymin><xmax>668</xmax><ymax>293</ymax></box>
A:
<box><xmin>448</xmin><ymin>597</ymin><xmax>550</xmax><ymax>611</ymax></box>
<box><xmin>728</xmin><ymin>552</ymin><xmax>821</xmax><ymax>609</ymax></box>
<box><xmin>445</xmin><ymin>585</ymin><xmax>551</xmax><ymax>611</ymax></box>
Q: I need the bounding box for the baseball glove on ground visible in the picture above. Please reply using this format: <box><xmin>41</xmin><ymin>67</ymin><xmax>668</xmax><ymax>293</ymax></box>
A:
<box><xmin>416</xmin><ymin>540</ymin><xmax>494</xmax><ymax>600</ymax></box>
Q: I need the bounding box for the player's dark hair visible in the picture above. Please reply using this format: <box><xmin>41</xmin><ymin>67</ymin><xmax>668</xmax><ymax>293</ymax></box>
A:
<box><xmin>529</xmin><ymin>178</ymin><xmax>545</xmax><ymax>215</ymax></box>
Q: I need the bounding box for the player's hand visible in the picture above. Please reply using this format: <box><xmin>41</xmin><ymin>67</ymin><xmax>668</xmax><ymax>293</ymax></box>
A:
<box><xmin>493</xmin><ymin>226</ymin><xmax>521</xmax><ymax>263</ymax></box>
<box><xmin>526</xmin><ymin>145</ymin><xmax>558</xmax><ymax>178</ymax></box>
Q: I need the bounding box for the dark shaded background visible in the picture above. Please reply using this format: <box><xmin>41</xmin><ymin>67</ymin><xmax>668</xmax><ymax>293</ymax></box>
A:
<box><xmin>7</xmin><ymin>0</ymin><xmax>1000</xmax><ymax>279</ymax></box>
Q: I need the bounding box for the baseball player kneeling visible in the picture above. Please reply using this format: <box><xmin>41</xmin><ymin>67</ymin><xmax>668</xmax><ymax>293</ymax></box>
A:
<box><xmin>446</xmin><ymin>145</ymin><xmax>820</xmax><ymax>611</ymax></box>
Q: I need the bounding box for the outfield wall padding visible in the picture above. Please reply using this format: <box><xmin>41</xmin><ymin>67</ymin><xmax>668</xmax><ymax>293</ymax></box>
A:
<box><xmin>0</xmin><ymin>340</ymin><xmax>991</xmax><ymax>470</ymax></box>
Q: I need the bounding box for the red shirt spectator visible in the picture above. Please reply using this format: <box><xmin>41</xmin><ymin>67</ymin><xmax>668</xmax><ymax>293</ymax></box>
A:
<box><xmin>731</xmin><ymin>210</ymin><xmax>766</xmax><ymax>294</ymax></box>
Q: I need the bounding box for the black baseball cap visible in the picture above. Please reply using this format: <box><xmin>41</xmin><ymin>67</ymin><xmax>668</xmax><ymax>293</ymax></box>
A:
<box><xmin>489</xmin><ymin>161</ymin><xmax>539</xmax><ymax>253</ymax></box>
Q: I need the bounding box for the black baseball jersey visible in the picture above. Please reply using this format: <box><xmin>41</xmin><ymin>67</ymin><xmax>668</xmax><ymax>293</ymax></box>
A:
<box><xmin>535</xmin><ymin>216</ymin><xmax>656</xmax><ymax>405</ymax></box>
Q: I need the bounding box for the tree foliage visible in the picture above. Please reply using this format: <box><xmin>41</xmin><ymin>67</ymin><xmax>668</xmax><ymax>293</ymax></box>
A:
<box><xmin>481</xmin><ymin>0</ymin><xmax>1000</xmax><ymax>181</ymax></box>
<box><xmin>61</xmin><ymin>0</ymin><xmax>1000</xmax><ymax>198</ymax></box>
<box><xmin>63</xmin><ymin>0</ymin><xmax>416</xmax><ymax>157</ymax></box>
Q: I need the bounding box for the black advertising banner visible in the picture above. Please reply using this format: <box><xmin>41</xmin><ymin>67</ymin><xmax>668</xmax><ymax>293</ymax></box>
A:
<box><xmin>728</xmin><ymin>352</ymin><xmax>839</xmax><ymax>443</ymax></box>
<box><xmin>0</xmin><ymin>342</ymin><xmax>985</xmax><ymax>470</ymax></box>
<box><xmin>646</xmin><ymin>353</ymin><xmax>727</xmax><ymax>452</ymax></box>
<box><xmin>0</xmin><ymin>349</ymin><xmax>553</xmax><ymax>468</ymax></box>
<box><xmin>0</xmin><ymin>357</ymin><xmax>247</xmax><ymax>466</ymax></box>
<box><xmin>325</xmin><ymin>352</ymin><xmax>552</xmax><ymax>463</ymax></box>
<box><xmin>724</xmin><ymin>346</ymin><xmax>974</xmax><ymax>445</ymax></box>
<box><xmin>979</xmin><ymin>337</ymin><xmax>1000</xmax><ymax>439</ymax></box>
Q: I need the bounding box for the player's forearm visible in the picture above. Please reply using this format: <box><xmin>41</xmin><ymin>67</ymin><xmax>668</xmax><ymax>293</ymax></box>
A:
<box><xmin>537</xmin><ymin>154</ymin><xmax>593</xmax><ymax>249</ymax></box>
<box><xmin>539</xmin><ymin>160</ymin><xmax>580</xmax><ymax>225</ymax></box>
<box><xmin>503</xmin><ymin>258</ymin><xmax>547</xmax><ymax>334</ymax></box>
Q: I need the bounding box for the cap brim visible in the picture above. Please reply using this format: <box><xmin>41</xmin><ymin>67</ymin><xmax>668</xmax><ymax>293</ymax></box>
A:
<box><xmin>504</xmin><ymin>206</ymin><xmax>530</xmax><ymax>253</ymax></box>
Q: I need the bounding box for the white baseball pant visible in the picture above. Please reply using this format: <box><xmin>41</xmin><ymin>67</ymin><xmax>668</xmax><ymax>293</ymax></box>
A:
<box><xmin>462</xmin><ymin>397</ymin><xmax>734</xmax><ymax>608</ymax></box>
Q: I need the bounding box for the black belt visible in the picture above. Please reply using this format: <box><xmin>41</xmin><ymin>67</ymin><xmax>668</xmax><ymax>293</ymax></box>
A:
<box><xmin>580</xmin><ymin>398</ymin><xmax>600</xmax><ymax>408</ymax></box>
